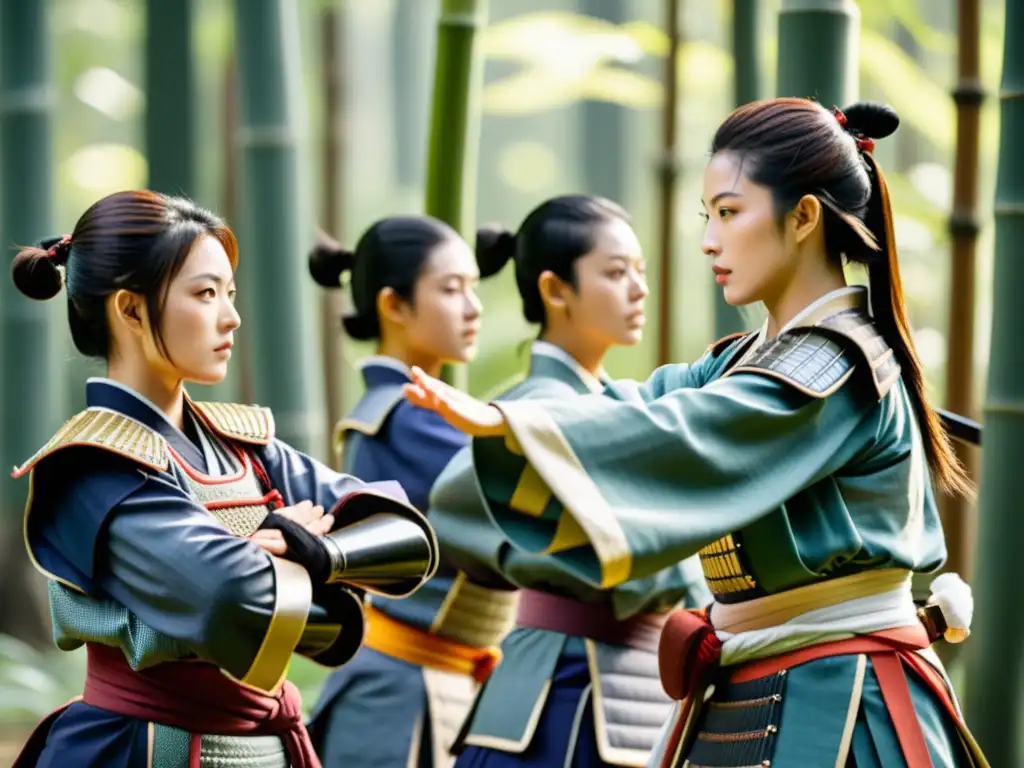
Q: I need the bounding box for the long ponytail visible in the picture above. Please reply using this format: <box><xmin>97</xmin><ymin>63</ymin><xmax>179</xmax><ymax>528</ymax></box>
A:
<box><xmin>863</xmin><ymin>153</ymin><xmax>973</xmax><ymax>498</ymax></box>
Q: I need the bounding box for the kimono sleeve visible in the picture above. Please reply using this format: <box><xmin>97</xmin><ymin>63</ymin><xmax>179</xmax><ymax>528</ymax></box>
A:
<box><xmin>92</xmin><ymin>468</ymin><xmax>348</xmax><ymax>692</ymax></box>
<box><xmin>472</xmin><ymin>372</ymin><xmax>877</xmax><ymax>589</ymax></box>
<box><xmin>256</xmin><ymin>437</ymin><xmax>432</xmax><ymax>533</ymax></box>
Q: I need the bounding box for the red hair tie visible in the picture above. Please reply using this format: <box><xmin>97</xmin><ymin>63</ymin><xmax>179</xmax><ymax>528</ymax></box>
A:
<box><xmin>856</xmin><ymin>137</ymin><xmax>875</xmax><ymax>154</ymax></box>
<box><xmin>47</xmin><ymin>235</ymin><xmax>71</xmax><ymax>258</ymax></box>
<box><xmin>833</xmin><ymin>107</ymin><xmax>847</xmax><ymax>127</ymax></box>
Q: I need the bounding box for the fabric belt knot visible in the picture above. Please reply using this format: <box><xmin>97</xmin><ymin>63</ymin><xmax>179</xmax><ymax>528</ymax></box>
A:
<box><xmin>658</xmin><ymin>608</ymin><xmax>721</xmax><ymax>701</ymax></box>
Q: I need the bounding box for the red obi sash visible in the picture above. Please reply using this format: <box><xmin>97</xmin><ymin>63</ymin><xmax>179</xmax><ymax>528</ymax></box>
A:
<box><xmin>15</xmin><ymin>643</ymin><xmax>320</xmax><ymax>768</ymax></box>
<box><xmin>515</xmin><ymin>588</ymin><xmax>670</xmax><ymax>653</ymax></box>
<box><xmin>656</xmin><ymin>609</ymin><xmax>977</xmax><ymax>768</ymax></box>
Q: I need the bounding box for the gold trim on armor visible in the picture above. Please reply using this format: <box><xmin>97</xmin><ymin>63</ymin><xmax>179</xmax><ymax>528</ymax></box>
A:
<box><xmin>491</xmin><ymin>401</ymin><xmax>632</xmax><ymax>588</ymax></box>
<box><xmin>236</xmin><ymin>556</ymin><xmax>312</xmax><ymax>694</ymax></box>
<box><xmin>146</xmin><ymin>721</ymin><xmax>155</xmax><ymax>768</ymax></box>
<box><xmin>698</xmin><ymin>534</ymin><xmax>758</xmax><ymax>596</ymax></box>
<box><xmin>12</xmin><ymin>408</ymin><xmax>169</xmax><ymax>479</ymax></box>
<box><xmin>189</xmin><ymin>398</ymin><xmax>274</xmax><ymax>445</ymax></box>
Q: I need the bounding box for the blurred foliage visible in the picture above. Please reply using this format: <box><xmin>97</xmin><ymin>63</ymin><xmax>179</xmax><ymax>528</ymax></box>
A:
<box><xmin>0</xmin><ymin>634</ymin><xmax>84</xmax><ymax>726</ymax></box>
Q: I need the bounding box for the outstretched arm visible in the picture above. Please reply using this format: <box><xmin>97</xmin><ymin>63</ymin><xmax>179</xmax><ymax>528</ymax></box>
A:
<box><xmin>406</xmin><ymin>367</ymin><xmax>878</xmax><ymax>590</ymax></box>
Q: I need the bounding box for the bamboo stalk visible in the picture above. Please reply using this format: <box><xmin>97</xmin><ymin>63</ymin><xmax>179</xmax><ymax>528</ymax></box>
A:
<box><xmin>962</xmin><ymin>0</ymin><xmax>1024</xmax><ymax>759</ymax></box>
<box><xmin>938</xmin><ymin>0</ymin><xmax>983</xmax><ymax>583</ymax></box>
<box><xmin>656</xmin><ymin>0</ymin><xmax>681</xmax><ymax>367</ymax></box>
<box><xmin>424</xmin><ymin>0</ymin><xmax>488</xmax><ymax>390</ymax></box>
<box><xmin>319</xmin><ymin>6</ymin><xmax>346</xmax><ymax>467</ymax></box>
<box><xmin>715</xmin><ymin>0</ymin><xmax>761</xmax><ymax>338</ymax></box>
<box><xmin>145</xmin><ymin>0</ymin><xmax>195</xmax><ymax>197</ymax></box>
<box><xmin>0</xmin><ymin>0</ymin><xmax>59</xmax><ymax>643</ymax></box>
<box><xmin>776</xmin><ymin>0</ymin><xmax>858</xmax><ymax>108</ymax></box>
<box><xmin>233</xmin><ymin>0</ymin><xmax>322</xmax><ymax>452</ymax></box>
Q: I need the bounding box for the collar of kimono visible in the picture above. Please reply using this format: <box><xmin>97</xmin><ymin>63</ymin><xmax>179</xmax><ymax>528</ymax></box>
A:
<box><xmin>530</xmin><ymin>340</ymin><xmax>607</xmax><ymax>394</ymax></box>
<box><xmin>357</xmin><ymin>355</ymin><xmax>412</xmax><ymax>381</ymax></box>
<box><xmin>741</xmin><ymin>285</ymin><xmax>867</xmax><ymax>365</ymax></box>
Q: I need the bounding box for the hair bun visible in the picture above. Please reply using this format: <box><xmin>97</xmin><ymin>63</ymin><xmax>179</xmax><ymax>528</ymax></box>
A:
<box><xmin>11</xmin><ymin>245</ymin><xmax>64</xmax><ymax>300</ymax></box>
<box><xmin>475</xmin><ymin>225</ymin><xmax>516</xmax><ymax>278</ymax></box>
<box><xmin>842</xmin><ymin>102</ymin><xmax>899</xmax><ymax>140</ymax></box>
<box><xmin>308</xmin><ymin>228</ymin><xmax>355</xmax><ymax>289</ymax></box>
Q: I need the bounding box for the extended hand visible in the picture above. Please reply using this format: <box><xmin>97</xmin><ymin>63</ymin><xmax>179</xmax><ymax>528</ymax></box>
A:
<box><xmin>403</xmin><ymin>366</ymin><xmax>508</xmax><ymax>438</ymax></box>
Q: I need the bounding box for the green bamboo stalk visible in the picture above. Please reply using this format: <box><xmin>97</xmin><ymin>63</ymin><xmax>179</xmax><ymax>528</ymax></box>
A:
<box><xmin>578</xmin><ymin>0</ymin><xmax>627</xmax><ymax>205</ymax></box>
<box><xmin>424</xmin><ymin>0</ymin><xmax>488</xmax><ymax>390</ymax></box>
<box><xmin>145</xmin><ymin>0</ymin><xmax>195</xmax><ymax>197</ymax></box>
<box><xmin>233</xmin><ymin>0</ymin><xmax>323</xmax><ymax>452</ymax></box>
<box><xmin>656</xmin><ymin>0</ymin><xmax>681</xmax><ymax>367</ymax></box>
<box><xmin>777</xmin><ymin>0</ymin><xmax>858</xmax><ymax>108</ymax></box>
<box><xmin>715</xmin><ymin>0</ymin><xmax>761</xmax><ymax>338</ymax></box>
<box><xmin>938</xmin><ymin>0</ymin><xmax>983</xmax><ymax>608</ymax></box>
<box><xmin>146</xmin><ymin>0</ymin><xmax>234</xmax><ymax>403</ymax></box>
<box><xmin>962</xmin><ymin>0</ymin><xmax>1024</xmax><ymax>759</ymax></box>
<box><xmin>391</xmin><ymin>0</ymin><xmax>434</xmax><ymax>191</ymax></box>
<box><xmin>319</xmin><ymin>6</ymin><xmax>346</xmax><ymax>466</ymax></box>
<box><xmin>0</xmin><ymin>0</ymin><xmax>60</xmax><ymax>643</ymax></box>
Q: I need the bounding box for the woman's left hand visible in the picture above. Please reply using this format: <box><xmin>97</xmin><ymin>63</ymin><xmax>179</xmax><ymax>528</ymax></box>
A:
<box><xmin>273</xmin><ymin>499</ymin><xmax>335</xmax><ymax>535</ymax></box>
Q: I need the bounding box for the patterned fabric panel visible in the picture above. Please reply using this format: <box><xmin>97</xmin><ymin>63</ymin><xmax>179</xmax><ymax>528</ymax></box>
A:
<box><xmin>684</xmin><ymin>671</ymin><xmax>786</xmax><ymax>768</ymax></box>
<box><xmin>732</xmin><ymin>329</ymin><xmax>854</xmax><ymax>398</ymax></box>
<box><xmin>49</xmin><ymin>581</ymin><xmax>194</xmax><ymax>670</ymax></box>
<box><xmin>432</xmin><ymin>574</ymin><xmax>520</xmax><ymax>648</ymax></box>
<box><xmin>591</xmin><ymin>641</ymin><xmax>676</xmax><ymax>766</ymax></box>
<box><xmin>199</xmin><ymin>734</ymin><xmax>287</xmax><ymax>768</ymax></box>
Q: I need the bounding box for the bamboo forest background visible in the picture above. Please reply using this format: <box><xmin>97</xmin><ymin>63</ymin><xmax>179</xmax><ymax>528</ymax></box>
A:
<box><xmin>0</xmin><ymin>0</ymin><xmax>1014</xmax><ymax>760</ymax></box>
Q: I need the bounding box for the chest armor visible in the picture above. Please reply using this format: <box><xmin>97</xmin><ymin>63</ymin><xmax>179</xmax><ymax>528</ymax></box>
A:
<box><xmin>172</xmin><ymin>445</ymin><xmax>279</xmax><ymax>538</ymax></box>
<box><xmin>699</xmin><ymin>303</ymin><xmax>899</xmax><ymax>603</ymax></box>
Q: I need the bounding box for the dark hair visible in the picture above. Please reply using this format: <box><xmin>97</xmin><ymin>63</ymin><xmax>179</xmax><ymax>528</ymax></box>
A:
<box><xmin>309</xmin><ymin>215</ymin><xmax>493</xmax><ymax>342</ymax></box>
<box><xmin>711</xmin><ymin>97</ymin><xmax>969</xmax><ymax>497</ymax></box>
<box><xmin>11</xmin><ymin>190</ymin><xmax>238</xmax><ymax>360</ymax></box>
<box><xmin>476</xmin><ymin>195</ymin><xmax>630</xmax><ymax>326</ymax></box>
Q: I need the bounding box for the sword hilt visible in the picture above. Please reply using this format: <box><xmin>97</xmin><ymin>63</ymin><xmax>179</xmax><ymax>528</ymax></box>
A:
<box><xmin>937</xmin><ymin>408</ymin><xmax>981</xmax><ymax>447</ymax></box>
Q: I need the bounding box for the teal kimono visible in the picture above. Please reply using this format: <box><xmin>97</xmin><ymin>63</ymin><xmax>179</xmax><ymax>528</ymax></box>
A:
<box><xmin>462</xmin><ymin>289</ymin><xmax>985</xmax><ymax>768</ymax></box>
<box><xmin>307</xmin><ymin>357</ymin><xmax>520</xmax><ymax>768</ymax></box>
<box><xmin>429</xmin><ymin>341</ymin><xmax>712</xmax><ymax>768</ymax></box>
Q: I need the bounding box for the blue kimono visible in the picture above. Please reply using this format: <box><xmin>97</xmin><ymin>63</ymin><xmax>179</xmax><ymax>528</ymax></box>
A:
<box><xmin>13</xmin><ymin>378</ymin><xmax>435</xmax><ymax>768</ymax></box>
<box><xmin>307</xmin><ymin>358</ymin><xmax>520</xmax><ymax>768</ymax></box>
<box><xmin>428</xmin><ymin>341</ymin><xmax>712</xmax><ymax>768</ymax></box>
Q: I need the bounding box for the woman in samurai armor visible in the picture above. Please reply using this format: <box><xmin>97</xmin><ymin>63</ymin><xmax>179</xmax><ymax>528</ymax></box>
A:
<box><xmin>402</xmin><ymin>100</ymin><xmax>990</xmax><ymax>767</ymax></box>
<box><xmin>304</xmin><ymin>215</ymin><xmax>510</xmax><ymax>768</ymax></box>
<box><xmin>427</xmin><ymin>194</ymin><xmax>712</xmax><ymax>768</ymax></box>
<box><xmin>9</xmin><ymin>190</ymin><xmax>439</xmax><ymax>768</ymax></box>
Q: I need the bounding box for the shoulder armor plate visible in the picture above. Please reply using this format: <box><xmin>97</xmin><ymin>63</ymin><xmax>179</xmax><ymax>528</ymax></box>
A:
<box><xmin>724</xmin><ymin>308</ymin><xmax>899</xmax><ymax>401</ymax></box>
<box><xmin>12</xmin><ymin>409</ymin><xmax>169</xmax><ymax>479</ymax></box>
<box><xmin>190</xmin><ymin>401</ymin><xmax>275</xmax><ymax>445</ymax></box>
<box><xmin>706</xmin><ymin>331</ymin><xmax>752</xmax><ymax>358</ymax></box>
<box><xmin>817</xmin><ymin>308</ymin><xmax>901</xmax><ymax>400</ymax></box>
<box><xmin>334</xmin><ymin>384</ymin><xmax>407</xmax><ymax>444</ymax></box>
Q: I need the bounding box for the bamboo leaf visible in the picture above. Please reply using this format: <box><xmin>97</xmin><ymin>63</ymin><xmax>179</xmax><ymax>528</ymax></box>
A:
<box><xmin>481</xmin><ymin>68</ymin><xmax>590</xmax><ymax>114</ymax></box>
<box><xmin>482</xmin><ymin>41</ymin><xmax>730</xmax><ymax>114</ymax></box>
<box><xmin>579</xmin><ymin>67</ymin><xmax>663</xmax><ymax>108</ymax></box>
<box><xmin>482</xmin><ymin>11</ymin><xmax>644</xmax><ymax>67</ymax></box>
<box><xmin>859</xmin><ymin>29</ymin><xmax>955</xmax><ymax>150</ymax></box>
